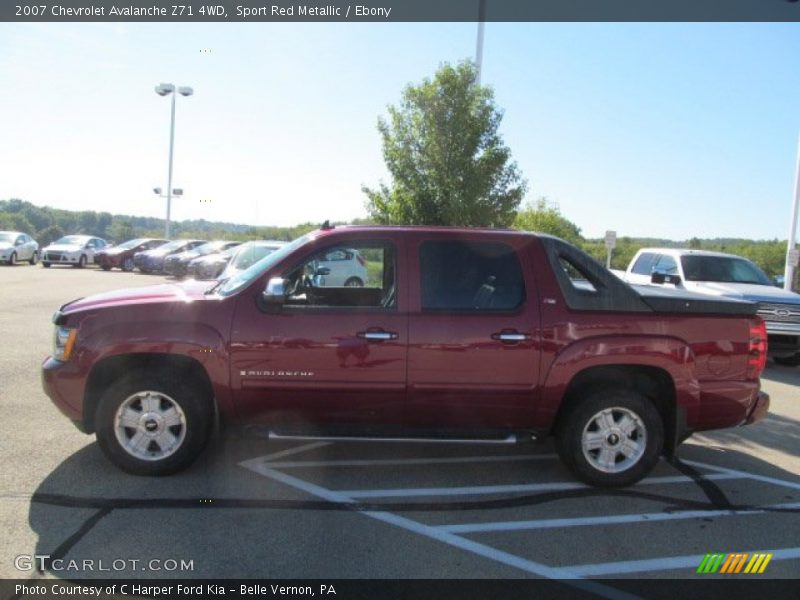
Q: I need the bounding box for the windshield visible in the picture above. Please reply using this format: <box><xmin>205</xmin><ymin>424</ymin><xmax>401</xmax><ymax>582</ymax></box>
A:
<box><xmin>218</xmin><ymin>233</ymin><xmax>313</xmax><ymax>296</ymax></box>
<box><xmin>681</xmin><ymin>255</ymin><xmax>773</xmax><ymax>286</ymax></box>
<box><xmin>230</xmin><ymin>243</ymin><xmax>283</xmax><ymax>270</ymax></box>
<box><xmin>193</xmin><ymin>241</ymin><xmax>228</xmax><ymax>256</ymax></box>
<box><xmin>154</xmin><ymin>240</ymin><xmax>192</xmax><ymax>253</ymax></box>
<box><xmin>0</xmin><ymin>233</ymin><xmax>15</xmax><ymax>242</ymax></box>
<box><xmin>54</xmin><ymin>236</ymin><xmax>86</xmax><ymax>245</ymax></box>
<box><xmin>114</xmin><ymin>238</ymin><xmax>146</xmax><ymax>250</ymax></box>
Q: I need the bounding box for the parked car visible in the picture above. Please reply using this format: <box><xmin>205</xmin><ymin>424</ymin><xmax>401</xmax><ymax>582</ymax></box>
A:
<box><xmin>186</xmin><ymin>245</ymin><xmax>241</xmax><ymax>280</ymax></box>
<box><xmin>622</xmin><ymin>248</ymin><xmax>800</xmax><ymax>366</ymax></box>
<box><xmin>164</xmin><ymin>241</ymin><xmax>241</xmax><ymax>279</ymax></box>
<box><xmin>41</xmin><ymin>235</ymin><xmax>107</xmax><ymax>268</ymax></box>
<box><xmin>308</xmin><ymin>246</ymin><xmax>368</xmax><ymax>287</ymax></box>
<box><xmin>134</xmin><ymin>239</ymin><xmax>204</xmax><ymax>274</ymax></box>
<box><xmin>218</xmin><ymin>240</ymin><xmax>287</xmax><ymax>280</ymax></box>
<box><xmin>42</xmin><ymin>226</ymin><xmax>769</xmax><ymax>487</ymax></box>
<box><xmin>95</xmin><ymin>238</ymin><xmax>169</xmax><ymax>272</ymax></box>
<box><xmin>0</xmin><ymin>231</ymin><xmax>39</xmax><ymax>265</ymax></box>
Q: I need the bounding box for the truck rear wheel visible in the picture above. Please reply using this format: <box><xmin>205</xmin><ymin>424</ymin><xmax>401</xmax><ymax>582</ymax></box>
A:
<box><xmin>95</xmin><ymin>369</ymin><xmax>213</xmax><ymax>475</ymax></box>
<box><xmin>556</xmin><ymin>389</ymin><xmax>663</xmax><ymax>487</ymax></box>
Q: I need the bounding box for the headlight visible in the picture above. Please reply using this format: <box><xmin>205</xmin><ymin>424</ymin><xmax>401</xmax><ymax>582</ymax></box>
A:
<box><xmin>53</xmin><ymin>326</ymin><xmax>78</xmax><ymax>361</ymax></box>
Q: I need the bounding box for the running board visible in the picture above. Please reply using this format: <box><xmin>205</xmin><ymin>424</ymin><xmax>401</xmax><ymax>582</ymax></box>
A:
<box><xmin>261</xmin><ymin>432</ymin><xmax>535</xmax><ymax>445</ymax></box>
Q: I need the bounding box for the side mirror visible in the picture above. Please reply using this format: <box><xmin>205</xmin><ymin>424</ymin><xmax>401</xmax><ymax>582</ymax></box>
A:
<box><xmin>651</xmin><ymin>270</ymin><xmax>682</xmax><ymax>285</ymax></box>
<box><xmin>15</xmin><ymin>239</ymin><xmax>24</xmax><ymax>246</ymax></box>
<box><xmin>315</xmin><ymin>266</ymin><xmax>331</xmax><ymax>276</ymax></box>
<box><xmin>259</xmin><ymin>277</ymin><xmax>287</xmax><ymax>313</ymax></box>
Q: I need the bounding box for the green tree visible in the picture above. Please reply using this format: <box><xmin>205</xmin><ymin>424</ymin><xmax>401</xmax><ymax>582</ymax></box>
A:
<box><xmin>37</xmin><ymin>224</ymin><xmax>65</xmax><ymax>246</ymax></box>
<box><xmin>108</xmin><ymin>220</ymin><xmax>135</xmax><ymax>243</ymax></box>
<box><xmin>513</xmin><ymin>198</ymin><xmax>582</xmax><ymax>245</ymax></box>
<box><xmin>0</xmin><ymin>212</ymin><xmax>34</xmax><ymax>234</ymax></box>
<box><xmin>364</xmin><ymin>61</ymin><xmax>526</xmax><ymax>227</ymax></box>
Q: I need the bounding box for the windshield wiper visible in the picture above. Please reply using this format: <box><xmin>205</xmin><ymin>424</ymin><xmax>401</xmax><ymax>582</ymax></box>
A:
<box><xmin>204</xmin><ymin>278</ymin><xmax>229</xmax><ymax>295</ymax></box>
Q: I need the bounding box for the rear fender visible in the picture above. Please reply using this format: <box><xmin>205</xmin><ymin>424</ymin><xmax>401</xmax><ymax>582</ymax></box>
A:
<box><xmin>538</xmin><ymin>335</ymin><xmax>700</xmax><ymax>431</ymax></box>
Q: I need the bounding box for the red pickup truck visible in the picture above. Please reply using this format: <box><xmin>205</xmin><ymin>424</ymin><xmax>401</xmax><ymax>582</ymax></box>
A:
<box><xmin>42</xmin><ymin>226</ymin><xmax>770</xmax><ymax>487</ymax></box>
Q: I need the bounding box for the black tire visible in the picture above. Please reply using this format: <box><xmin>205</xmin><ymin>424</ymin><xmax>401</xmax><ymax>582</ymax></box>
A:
<box><xmin>6</xmin><ymin>251</ymin><xmax>16</xmax><ymax>266</ymax></box>
<box><xmin>555</xmin><ymin>389</ymin><xmax>664</xmax><ymax>488</ymax></box>
<box><xmin>774</xmin><ymin>353</ymin><xmax>800</xmax><ymax>367</ymax></box>
<box><xmin>121</xmin><ymin>257</ymin><xmax>135</xmax><ymax>272</ymax></box>
<box><xmin>75</xmin><ymin>255</ymin><xmax>87</xmax><ymax>268</ymax></box>
<box><xmin>94</xmin><ymin>368</ymin><xmax>213</xmax><ymax>476</ymax></box>
<box><xmin>29</xmin><ymin>251</ymin><xmax>38</xmax><ymax>265</ymax></box>
<box><xmin>101</xmin><ymin>265</ymin><xmax>112</xmax><ymax>271</ymax></box>
<box><xmin>344</xmin><ymin>277</ymin><xmax>364</xmax><ymax>287</ymax></box>
<box><xmin>42</xmin><ymin>262</ymin><xmax>51</xmax><ymax>268</ymax></box>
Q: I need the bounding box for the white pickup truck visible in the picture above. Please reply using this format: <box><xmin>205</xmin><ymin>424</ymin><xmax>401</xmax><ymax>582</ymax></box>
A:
<box><xmin>621</xmin><ymin>248</ymin><xmax>800</xmax><ymax>366</ymax></box>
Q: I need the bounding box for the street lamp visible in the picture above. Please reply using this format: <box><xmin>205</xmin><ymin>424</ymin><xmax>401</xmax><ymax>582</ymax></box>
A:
<box><xmin>155</xmin><ymin>82</ymin><xmax>193</xmax><ymax>238</ymax></box>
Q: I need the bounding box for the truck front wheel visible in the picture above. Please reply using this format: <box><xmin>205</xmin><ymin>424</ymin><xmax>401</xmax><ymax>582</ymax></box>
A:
<box><xmin>556</xmin><ymin>390</ymin><xmax>663</xmax><ymax>488</ymax></box>
<box><xmin>95</xmin><ymin>369</ymin><xmax>213</xmax><ymax>475</ymax></box>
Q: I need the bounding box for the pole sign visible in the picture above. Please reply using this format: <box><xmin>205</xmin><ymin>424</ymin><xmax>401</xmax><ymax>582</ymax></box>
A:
<box><xmin>605</xmin><ymin>230</ymin><xmax>617</xmax><ymax>250</ymax></box>
<box><xmin>789</xmin><ymin>248</ymin><xmax>799</xmax><ymax>267</ymax></box>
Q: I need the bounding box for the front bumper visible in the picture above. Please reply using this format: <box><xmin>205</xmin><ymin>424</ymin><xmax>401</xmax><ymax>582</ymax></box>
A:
<box><xmin>97</xmin><ymin>254</ymin><xmax>121</xmax><ymax>268</ymax></box>
<box><xmin>43</xmin><ymin>252</ymin><xmax>81</xmax><ymax>264</ymax></box>
<box><xmin>41</xmin><ymin>356</ymin><xmax>89</xmax><ymax>433</ymax></box>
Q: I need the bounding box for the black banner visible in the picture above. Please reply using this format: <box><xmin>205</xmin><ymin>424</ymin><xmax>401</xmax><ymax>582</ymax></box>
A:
<box><xmin>2</xmin><ymin>579</ymin><xmax>800</xmax><ymax>600</ymax></box>
<box><xmin>3</xmin><ymin>0</ymin><xmax>800</xmax><ymax>23</ymax></box>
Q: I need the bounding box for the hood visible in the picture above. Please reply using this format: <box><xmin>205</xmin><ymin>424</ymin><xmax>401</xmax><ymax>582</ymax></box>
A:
<box><xmin>59</xmin><ymin>280</ymin><xmax>215</xmax><ymax>315</ymax></box>
<box><xmin>44</xmin><ymin>243</ymin><xmax>83</xmax><ymax>252</ymax></box>
<box><xmin>0</xmin><ymin>243</ymin><xmax>13</xmax><ymax>251</ymax></box>
<box><xmin>684</xmin><ymin>281</ymin><xmax>800</xmax><ymax>304</ymax></box>
<box><xmin>103</xmin><ymin>247</ymin><xmax>126</xmax><ymax>255</ymax></box>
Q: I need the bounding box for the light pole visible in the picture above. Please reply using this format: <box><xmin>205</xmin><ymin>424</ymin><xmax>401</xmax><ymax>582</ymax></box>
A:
<box><xmin>785</xmin><ymin>133</ymin><xmax>800</xmax><ymax>291</ymax></box>
<box><xmin>475</xmin><ymin>0</ymin><xmax>486</xmax><ymax>84</ymax></box>
<box><xmin>155</xmin><ymin>83</ymin><xmax>193</xmax><ymax>238</ymax></box>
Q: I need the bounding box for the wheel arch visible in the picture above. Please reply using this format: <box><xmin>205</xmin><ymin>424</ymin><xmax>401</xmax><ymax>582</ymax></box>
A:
<box><xmin>83</xmin><ymin>353</ymin><xmax>215</xmax><ymax>434</ymax></box>
<box><xmin>552</xmin><ymin>364</ymin><xmax>681</xmax><ymax>457</ymax></box>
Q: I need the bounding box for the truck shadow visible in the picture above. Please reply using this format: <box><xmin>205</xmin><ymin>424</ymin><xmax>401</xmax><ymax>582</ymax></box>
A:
<box><xmin>24</xmin><ymin>428</ymin><xmax>800</xmax><ymax>579</ymax></box>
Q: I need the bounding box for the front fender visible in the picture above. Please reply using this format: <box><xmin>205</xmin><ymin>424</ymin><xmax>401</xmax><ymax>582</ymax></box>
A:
<box><xmin>537</xmin><ymin>335</ymin><xmax>701</xmax><ymax>427</ymax></box>
<box><xmin>76</xmin><ymin>320</ymin><xmax>233</xmax><ymax>416</ymax></box>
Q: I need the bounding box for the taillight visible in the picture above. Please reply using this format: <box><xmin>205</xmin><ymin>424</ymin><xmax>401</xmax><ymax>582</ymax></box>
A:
<box><xmin>747</xmin><ymin>318</ymin><xmax>768</xmax><ymax>380</ymax></box>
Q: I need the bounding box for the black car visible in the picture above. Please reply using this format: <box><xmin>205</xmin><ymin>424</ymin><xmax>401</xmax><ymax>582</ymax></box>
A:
<box><xmin>133</xmin><ymin>239</ymin><xmax>205</xmax><ymax>273</ymax></box>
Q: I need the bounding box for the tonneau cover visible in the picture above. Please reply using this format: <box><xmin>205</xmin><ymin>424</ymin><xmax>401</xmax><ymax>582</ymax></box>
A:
<box><xmin>632</xmin><ymin>285</ymin><xmax>758</xmax><ymax>316</ymax></box>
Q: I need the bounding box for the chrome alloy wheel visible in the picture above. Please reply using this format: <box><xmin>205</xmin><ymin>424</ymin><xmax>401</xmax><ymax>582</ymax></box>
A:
<box><xmin>581</xmin><ymin>407</ymin><xmax>646</xmax><ymax>474</ymax></box>
<box><xmin>114</xmin><ymin>391</ymin><xmax>187</xmax><ymax>461</ymax></box>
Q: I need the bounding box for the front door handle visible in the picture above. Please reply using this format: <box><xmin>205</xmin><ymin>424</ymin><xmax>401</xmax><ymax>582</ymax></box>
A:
<box><xmin>357</xmin><ymin>330</ymin><xmax>398</xmax><ymax>341</ymax></box>
<box><xmin>491</xmin><ymin>330</ymin><xmax>530</xmax><ymax>343</ymax></box>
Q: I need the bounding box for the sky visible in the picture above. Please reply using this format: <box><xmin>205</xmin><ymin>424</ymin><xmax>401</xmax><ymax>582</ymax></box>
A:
<box><xmin>1</xmin><ymin>22</ymin><xmax>799</xmax><ymax>240</ymax></box>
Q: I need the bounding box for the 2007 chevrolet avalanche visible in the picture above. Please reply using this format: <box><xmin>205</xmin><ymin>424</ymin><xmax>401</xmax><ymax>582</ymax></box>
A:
<box><xmin>42</xmin><ymin>226</ymin><xmax>769</xmax><ymax>487</ymax></box>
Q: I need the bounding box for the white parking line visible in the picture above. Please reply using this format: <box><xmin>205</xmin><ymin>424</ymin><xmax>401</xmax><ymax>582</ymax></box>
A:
<box><xmin>561</xmin><ymin>546</ymin><xmax>800</xmax><ymax>577</ymax></box>
<box><xmin>256</xmin><ymin>454</ymin><xmax>558</xmax><ymax>469</ymax></box>
<box><xmin>436</xmin><ymin>502</ymin><xmax>800</xmax><ymax>534</ymax></box>
<box><xmin>337</xmin><ymin>472</ymin><xmax>743</xmax><ymax>498</ymax></box>
<box><xmin>241</xmin><ymin>460</ymin><xmax>642</xmax><ymax>600</ymax></box>
<box><xmin>239</xmin><ymin>441</ymin><xmax>331</xmax><ymax>469</ymax></box>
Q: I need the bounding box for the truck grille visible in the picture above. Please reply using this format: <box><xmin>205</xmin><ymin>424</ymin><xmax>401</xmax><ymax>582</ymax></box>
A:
<box><xmin>757</xmin><ymin>302</ymin><xmax>800</xmax><ymax>324</ymax></box>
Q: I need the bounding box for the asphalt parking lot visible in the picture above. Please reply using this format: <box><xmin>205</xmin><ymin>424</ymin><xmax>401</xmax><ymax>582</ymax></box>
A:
<box><xmin>0</xmin><ymin>263</ymin><xmax>798</xmax><ymax>591</ymax></box>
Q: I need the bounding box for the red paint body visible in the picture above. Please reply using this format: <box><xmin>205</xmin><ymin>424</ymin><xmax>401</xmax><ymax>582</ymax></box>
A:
<box><xmin>42</xmin><ymin>227</ymin><xmax>769</xmax><ymax>443</ymax></box>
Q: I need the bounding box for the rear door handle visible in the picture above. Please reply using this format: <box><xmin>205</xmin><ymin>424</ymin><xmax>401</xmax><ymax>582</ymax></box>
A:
<box><xmin>357</xmin><ymin>330</ymin><xmax>398</xmax><ymax>341</ymax></box>
<box><xmin>491</xmin><ymin>331</ymin><xmax>530</xmax><ymax>343</ymax></box>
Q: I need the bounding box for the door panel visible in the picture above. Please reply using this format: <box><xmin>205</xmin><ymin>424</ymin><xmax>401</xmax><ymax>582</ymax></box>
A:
<box><xmin>407</xmin><ymin>237</ymin><xmax>541</xmax><ymax>429</ymax></box>
<box><xmin>229</xmin><ymin>237</ymin><xmax>408</xmax><ymax>428</ymax></box>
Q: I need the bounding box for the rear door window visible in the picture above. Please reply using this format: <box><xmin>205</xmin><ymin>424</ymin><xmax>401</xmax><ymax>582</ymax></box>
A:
<box><xmin>419</xmin><ymin>240</ymin><xmax>525</xmax><ymax>311</ymax></box>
